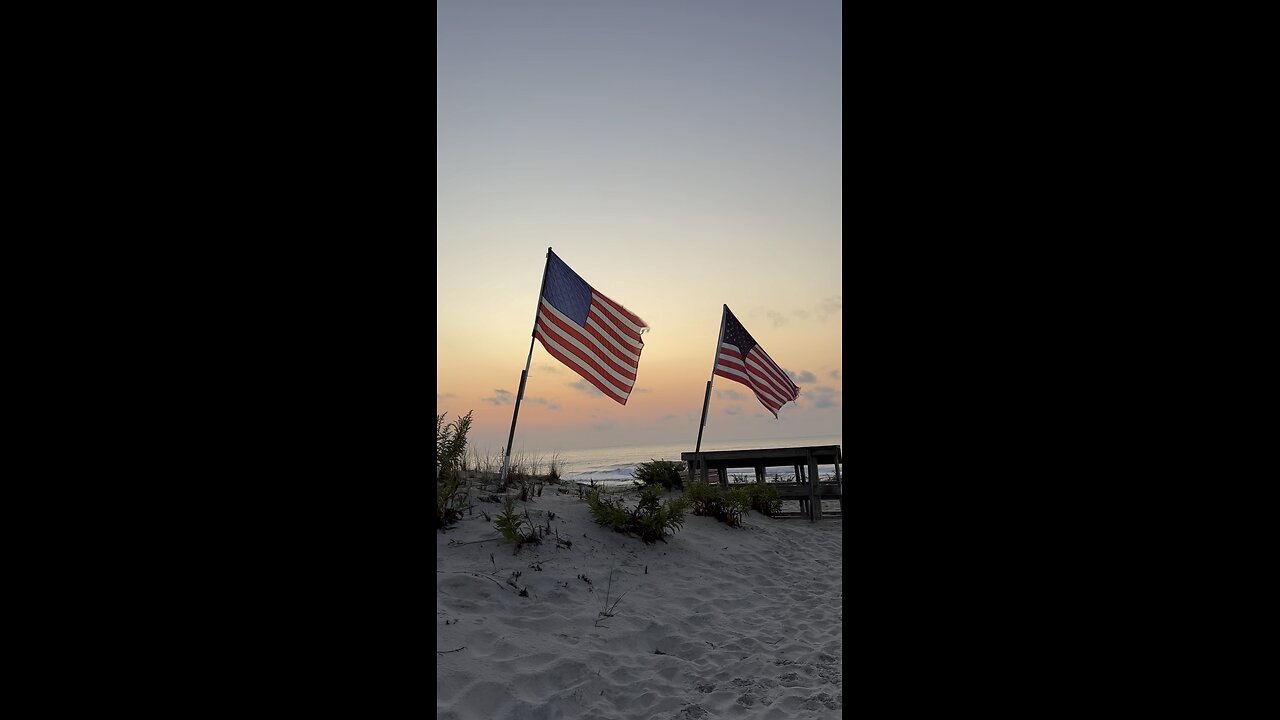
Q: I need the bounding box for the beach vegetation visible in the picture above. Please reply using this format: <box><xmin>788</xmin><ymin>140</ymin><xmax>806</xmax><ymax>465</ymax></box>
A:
<box><xmin>745</xmin><ymin>484</ymin><xmax>782</xmax><ymax>517</ymax></box>
<box><xmin>494</xmin><ymin>496</ymin><xmax>540</xmax><ymax>552</ymax></box>
<box><xmin>436</xmin><ymin>473</ymin><xmax>470</xmax><ymax>531</ymax></box>
<box><xmin>595</xmin><ymin>563</ymin><xmax>631</xmax><ymax>628</ymax></box>
<box><xmin>436</xmin><ymin>410</ymin><xmax>474</xmax><ymax>482</ymax></box>
<box><xmin>684</xmin><ymin>481</ymin><xmax>753</xmax><ymax>527</ymax></box>
<box><xmin>467</xmin><ymin>446</ymin><xmax>502</xmax><ymax>478</ymax></box>
<box><xmin>503</xmin><ymin>450</ymin><xmax>533</xmax><ymax>489</ymax></box>
<box><xmin>635</xmin><ymin>485</ymin><xmax>689</xmax><ymax>542</ymax></box>
<box><xmin>586</xmin><ymin>485</ymin><xmax>689</xmax><ymax>544</ymax></box>
<box><xmin>585</xmin><ymin>488</ymin><xmax>631</xmax><ymax>530</ymax></box>
<box><xmin>722</xmin><ymin>486</ymin><xmax>751</xmax><ymax>527</ymax></box>
<box><xmin>632</xmin><ymin>459</ymin><xmax>685</xmax><ymax>491</ymax></box>
<box><xmin>546</xmin><ymin>451</ymin><xmax>563</xmax><ymax>482</ymax></box>
<box><xmin>506</xmin><ymin>450</ymin><xmax>548</xmax><ymax>481</ymax></box>
<box><xmin>495</xmin><ymin>496</ymin><xmax>524</xmax><ymax>541</ymax></box>
<box><xmin>436</xmin><ymin>410</ymin><xmax>475</xmax><ymax>531</ymax></box>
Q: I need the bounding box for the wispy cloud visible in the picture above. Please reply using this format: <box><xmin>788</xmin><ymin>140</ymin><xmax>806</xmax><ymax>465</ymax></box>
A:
<box><xmin>788</xmin><ymin>369</ymin><xmax>817</xmax><ymax>384</ymax></box>
<box><xmin>716</xmin><ymin>389</ymin><xmax>746</xmax><ymax>401</ymax></box>
<box><xmin>830</xmin><ymin>369</ymin><xmax>841</xmax><ymax>381</ymax></box>
<box><xmin>808</xmin><ymin>386</ymin><xmax>839</xmax><ymax>409</ymax></box>
<box><xmin>526</xmin><ymin>396</ymin><xmax>560</xmax><ymax>411</ymax></box>
<box><xmin>662</xmin><ymin>413</ymin><xmax>677</xmax><ymax>421</ymax></box>
<box><xmin>794</xmin><ymin>310</ymin><xmax>811</xmax><ymax>320</ymax></box>
<box><xmin>767</xmin><ymin>311</ymin><xmax>787</xmax><ymax>327</ymax></box>
<box><xmin>818</xmin><ymin>296</ymin><xmax>842</xmax><ymax>320</ymax></box>
<box><xmin>537</xmin><ymin>363</ymin><xmax>564</xmax><ymax>375</ymax></box>
<box><xmin>724</xmin><ymin>406</ymin><xmax>741</xmax><ymax>415</ymax></box>
<box><xmin>484</xmin><ymin>389</ymin><xmax>514</xmax><ymax>405</ymax></box>
<box><xmin>570</xmin><ymin>380</ymin><xmax>605</xmax><ymax>398</ymax></box>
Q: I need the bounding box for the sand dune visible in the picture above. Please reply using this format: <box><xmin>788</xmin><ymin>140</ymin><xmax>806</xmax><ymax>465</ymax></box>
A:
<box><xmin>436</xmin><ymin>481</ymin><xmax>842</xmax><ymax>719</ymax></box>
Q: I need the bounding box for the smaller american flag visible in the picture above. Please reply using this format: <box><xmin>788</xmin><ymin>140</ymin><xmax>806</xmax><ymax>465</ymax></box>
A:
<box><xmin>713</xmin><ymin>305</ymin><xmax>800</xmax><ymax>417</ymax></box>
<box><xmin>534</xmin><ymin>251</ymin><xmax>648</xmax><ymax>405</ymax></box>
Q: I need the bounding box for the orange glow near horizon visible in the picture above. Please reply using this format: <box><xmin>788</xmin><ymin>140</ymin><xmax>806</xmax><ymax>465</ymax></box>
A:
<box><xmin>438</xmin><ymin>286</ymin><xmax>841</xmax><ymax>453</ymax></box>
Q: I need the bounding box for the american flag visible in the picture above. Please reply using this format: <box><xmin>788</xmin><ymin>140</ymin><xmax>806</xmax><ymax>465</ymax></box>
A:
<box><xmin>713</xmin><ymin>305</ymin><xmax>800</xmax><ymax>417</ymax></box>
<box><xmin>533</xmin><ymin>251</ymin><xmax>648</xmax><ymax>405</ymax></box>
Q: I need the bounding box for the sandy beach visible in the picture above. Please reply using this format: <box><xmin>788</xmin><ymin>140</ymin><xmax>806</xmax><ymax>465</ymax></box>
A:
<box><xmin>436</xmin><ymin>479</ymin><xmax>843</xmax><ymax>720</ymax></box>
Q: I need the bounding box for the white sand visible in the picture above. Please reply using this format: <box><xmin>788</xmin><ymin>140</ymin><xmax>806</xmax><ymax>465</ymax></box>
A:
<box><xmin>436</xmin><ymin>482</ymin><xmax>843</xmax><ymax>720</ymax></box>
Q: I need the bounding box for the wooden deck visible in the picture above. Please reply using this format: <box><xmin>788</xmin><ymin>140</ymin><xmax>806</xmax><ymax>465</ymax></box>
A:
<box><xmin>680</xmin><ymin>445</ymin><xmax>842</xmax><ymax>522</ymax></box>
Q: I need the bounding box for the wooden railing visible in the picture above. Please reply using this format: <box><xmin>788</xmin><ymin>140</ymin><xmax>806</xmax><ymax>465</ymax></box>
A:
<box><xmin>679</xmin><ymin>445</ymin><xmax>842</xmax><ymax>522</ymax></box>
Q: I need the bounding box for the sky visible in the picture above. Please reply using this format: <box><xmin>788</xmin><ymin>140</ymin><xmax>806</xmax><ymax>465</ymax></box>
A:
<box><xmin>437</xmin><ymin>0</ymin><xmax>842</xmax><ymax>454</ymax></box>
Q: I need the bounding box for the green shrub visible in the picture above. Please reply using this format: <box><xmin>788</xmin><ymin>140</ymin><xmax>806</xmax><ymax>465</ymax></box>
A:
<box><xmin>684</xmin><ymin>481</ymin><xmax>752</xmax><ymax>527</ymax></box>
<box><xmin>586</xmin><ymin>486</ymin><xmax>688</xmax><ymax>544</ymax></box>
<box><xmin>633</xmin><ymin>485</ymin><xmax>689</xmax><ymax>543</ymax></box>
<box><xmin>436</xmin><ymin>473</ymin><xmax>469</xmax><ymax>531</ymax></box>
<box><xmin>632</xmin><ymin>459</ymin><xmax>685</xmax><ymax>490</ymax></box>
<box><xmin>494</xmin><ymin>496</ymin><xmax>525</xmax><ymax>542</ymax></box>
<box><xmin>494</xmin><ymin>496</ymin><xmax>541</xmax><ymax>552</ymax></box>
<box><xmin>685</xmin><ymin>481</ymin><xmax>724</xmax><ymax>518</ymax></box>
<box><xmin>723</xmin><ymin>486</ymin><xmax>751</xmax><ymax>527</ymax></box>
<box><xmin>437</xmin><ymin>410</ymin><xmax>474</xmax><ymax>482</ymax></box>
<box><xmin>745</xmin><ymin>483</ymin><xmax>782</xmax><ymax>517</ymax></box>
<box><xmin>436</xmin><ymin>410</ymin><xmax>475</xmax><ymax>532</ymax></box>
<box><xmin>586</xmin><ymin>489</ymin><xmax>631</xmax><ymax>532</ymax></box>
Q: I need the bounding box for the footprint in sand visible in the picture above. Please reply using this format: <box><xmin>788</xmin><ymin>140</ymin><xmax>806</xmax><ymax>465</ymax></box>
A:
<box><xmin>730</xmin><ymin>677</ymin><xmax>776</xmax><ymax>707</ymax></box>
<box><xmin>801</xmin><ymin>691</ymin><xmax>841</xmax><ymax>711</ymax></box>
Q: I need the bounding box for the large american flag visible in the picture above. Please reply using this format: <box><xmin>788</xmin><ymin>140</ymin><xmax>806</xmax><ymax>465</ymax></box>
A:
<box><xmin>713</xmin><ymin>305</ymin><xmax>800</xmax><ymax>417</ymax></box>
<box><xmin>533</xmin><ymin>251</ymin><xmax>648</xmax><ymax>405</ymax></box>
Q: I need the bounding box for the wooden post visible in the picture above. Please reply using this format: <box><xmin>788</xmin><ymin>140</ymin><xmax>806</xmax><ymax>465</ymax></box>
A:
<box><xmin>499</xmin><ymin>248</ymin><xmax>552</xmax><ymax>482</ymax></box>
<box><xmin>834</xmin><ymin>447</ymin><xmax>842</xmax><ymax>516</ymax></box>
<box><xmin>693</xmin><ymin>380</ymin><xmax>713</xmax><ymax>484</ymax></box>
<box><xmin>807</xmin><ymin>451</ymin><xmax>821</xmax><ymax>522</ymax></box>
<box><xmin>693</xmin><ymin>307</ymin><xmax>727</xmax><ymax>485</ymax></box>
<box><xmin>794</xmin><ymin>463</ymin><xmax>805</xmax><ymax>517</ymax></box>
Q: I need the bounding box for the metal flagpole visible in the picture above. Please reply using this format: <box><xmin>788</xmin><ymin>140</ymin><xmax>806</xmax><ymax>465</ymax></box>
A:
<box><xmin>692</xmin><ymin>304</ymin><xmax>728</xmax><ymax>483</ymax></box>
<box><xmin>500</xmin><ymin>247</ymin><xmax>553</xmax><ymax>482</ymax></box>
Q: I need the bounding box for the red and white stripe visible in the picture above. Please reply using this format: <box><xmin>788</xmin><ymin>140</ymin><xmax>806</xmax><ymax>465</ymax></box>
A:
<box><xmin>714</xmin><ymin>343</ymin><xmax>800</xmax><ymax>417</ymax></box>
<box><xmin>534</xmin><ymin>291</ymin><xmax>646</xmax><ymax>405</ymax></box>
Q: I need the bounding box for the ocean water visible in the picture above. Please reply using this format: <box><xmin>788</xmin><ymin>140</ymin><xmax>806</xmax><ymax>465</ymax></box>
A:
<box><xmin>521</xmin><ymin>435</ymin><xmax>843</xmax><ymax>486</ymax></box>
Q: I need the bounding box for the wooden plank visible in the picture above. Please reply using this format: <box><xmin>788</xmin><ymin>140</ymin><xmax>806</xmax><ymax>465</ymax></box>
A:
<box><xmin>678</xmin><ymin>445</ymin><xmax>841</xmax><ymax>467</ymax></box>
<box><xmin>773</xmin><ymin>506</ymin><xmax>842</xmax><ymax>519</ymax></box>
<box><xmin>772</xmin><ymin>483</ymin><xmax>841</xmax><ymax>498</ymax></box>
